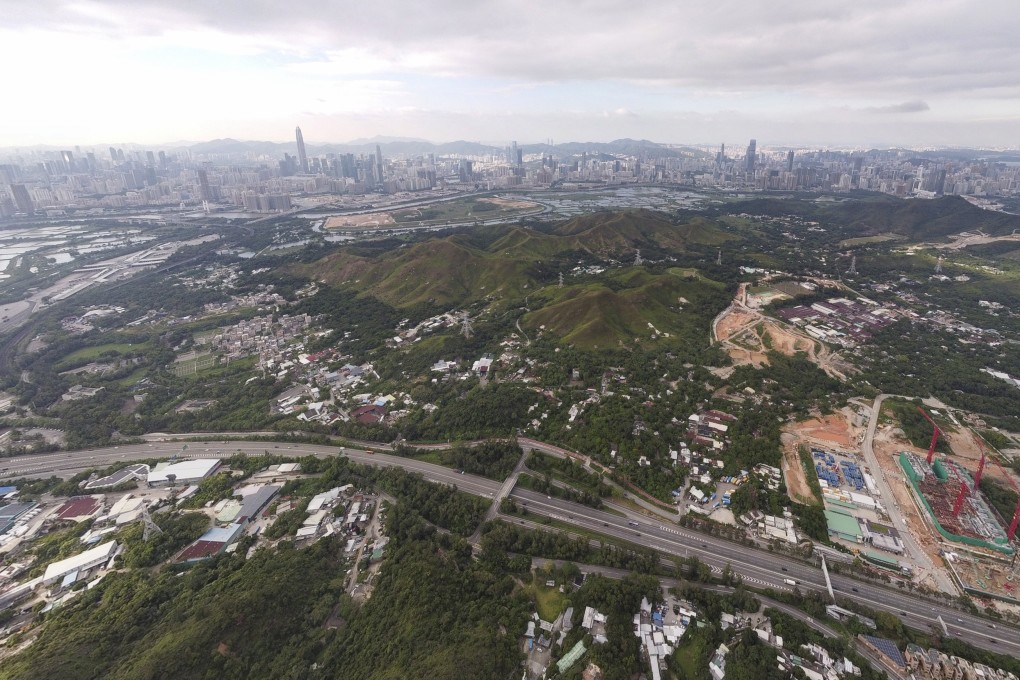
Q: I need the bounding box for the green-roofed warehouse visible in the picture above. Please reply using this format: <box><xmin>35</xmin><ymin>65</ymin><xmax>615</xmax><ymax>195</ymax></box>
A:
<box><xmin>825</xmin><ymin>507</ymin><xmax>863</xmax><ymax>543</ymax></box>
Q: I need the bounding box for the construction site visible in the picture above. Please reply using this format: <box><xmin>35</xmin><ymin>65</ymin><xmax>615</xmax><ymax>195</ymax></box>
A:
<box><xmin>900</xmin><ymin>451</ymin><xmax>1013</xmax><ymax>555</ymax></box>
<box><xmin>896</xmin><ymin>409</ymin><xmax>1020</xmax><ymax>560</ymax></box>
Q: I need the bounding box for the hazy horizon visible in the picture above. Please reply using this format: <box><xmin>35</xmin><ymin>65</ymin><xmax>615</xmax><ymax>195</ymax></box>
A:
<box><xmin>3</xmin><ymin>0</ymin><xmax>1018</xmax><ymax>148</ymax></box>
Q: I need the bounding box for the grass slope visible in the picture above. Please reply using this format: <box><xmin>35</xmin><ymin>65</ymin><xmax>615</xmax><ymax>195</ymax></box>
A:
<box><xmin>524</xmin><ymin>268</ymin><xmax>725</xmax><ymax>349</ymax></box>
<box><xmin>303</xmin><ymin>210</ymin><xmax>734</xmax><ymax>309</ymax></box>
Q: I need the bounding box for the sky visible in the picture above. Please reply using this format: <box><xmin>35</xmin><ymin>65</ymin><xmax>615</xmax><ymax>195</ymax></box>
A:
<box><xmin>1</xmin><ymin>0</ymin><xmax>1018</xmax><ymax>149</ymax></box>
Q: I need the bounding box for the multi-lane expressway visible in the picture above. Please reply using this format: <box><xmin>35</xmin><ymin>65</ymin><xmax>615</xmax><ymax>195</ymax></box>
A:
<box><xmin>1</xmin><ymin>440</ymin><xmax>1017</xmax><ymax>654</ymax></box>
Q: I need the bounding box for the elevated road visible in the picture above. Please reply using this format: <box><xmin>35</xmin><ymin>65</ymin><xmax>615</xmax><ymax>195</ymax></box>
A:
<box><xmin>1</xmin><ymin>441</ymin><xmax>1016</xmax><ymax>653</ymax></box>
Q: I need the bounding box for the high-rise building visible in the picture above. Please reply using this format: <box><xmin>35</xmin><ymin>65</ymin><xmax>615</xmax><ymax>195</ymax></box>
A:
<box><xmin>197</xmin><ymin>169</ymin><xmax>212</xmax><ymax>201</ymax></box>
<box><xmin>375</xmin><ymin>145</ymin><xmax>384</xmax><ymax>184</ymax></box>
<box><xmin>295</xmin><ymin>126</ymin><xmax>308</xmax><ymax>173</ymax></box>
<box><xmin>745</xmin><ymin>139</ymin><xmax>756</xmax><ymax>174</ymax></box>
<box><xmin>109</xmin><ymin>147</ymin><xmax>118</xmax><ymax>161</ymax></box>
<box><xmin>9</xmin><ymin>184</ymin><xmax>34</xmax><ymax>214</ymax></box>
<box><xmin>60</xmin><ymin>150</ymin><xmax>74</xmax><ymax>170</ymax></box>
<box><xmin>786</xmin><ymin>150</ymin><xmax>795</xmax><ymax>173</ymax></box>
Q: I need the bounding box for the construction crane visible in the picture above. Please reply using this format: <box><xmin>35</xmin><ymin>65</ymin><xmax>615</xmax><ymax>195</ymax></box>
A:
<box><xmin>970</xmin><ymin>430</ymin><xmax>1020</xmax><ymax>542</ymax></box>
<box><xmin>917</xmin><ymin>407</ymin><xmax>941</xmax><ymax>464</ymax></box>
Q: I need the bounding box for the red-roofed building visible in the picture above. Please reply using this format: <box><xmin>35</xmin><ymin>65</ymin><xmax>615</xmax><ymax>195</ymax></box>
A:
<box><xmin>350</xmin><ymin>404</ymin><xmax>386</xmax><ymax>424</ymax></box>
<box><xmin>177</xmin><ymin>540</ymin><xmax>227</xmax><ymax>562</ymax></box>
<box><xmin>55</xmin><ymin>496</ymin><xmax>102</xmax><ymax>522</ymax></box>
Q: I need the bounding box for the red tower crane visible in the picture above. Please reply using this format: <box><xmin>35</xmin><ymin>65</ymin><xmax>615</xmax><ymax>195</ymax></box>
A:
<box><xmin>1010</xmin><ymin>503</ymin><xmax>1020</xmax><ymax>542</ymax></box>
<box><xmin>952</xmin><ymin>481</ymin><xmax>969</xmax><ymax>517</ymax></box>
<box><xmin>970</xmin><ymin>431</ymin><xmax>1020</xmax><ymax>542</ymax></box>
<box><xmin>917</xmin><ymin>407</ymin><xmax>941</xmax><ymax>464</ymax></box>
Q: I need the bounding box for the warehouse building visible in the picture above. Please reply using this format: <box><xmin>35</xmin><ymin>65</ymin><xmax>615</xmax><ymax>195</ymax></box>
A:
<box><xmin>42</xmin><ymin>540</ymin><xmax>119</xmax><ymax>585</ymax></box>
<box><xmin>147</xmin><ymin>459</ymin><xmax>221</xmax><ymax>487</ymax></box>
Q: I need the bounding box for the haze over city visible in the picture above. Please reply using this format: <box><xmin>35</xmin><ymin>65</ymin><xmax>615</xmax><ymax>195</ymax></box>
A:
<box><xmin>3</xmin><ymin>0</ymin><xmax>1019</xmax><ymax>148</ymax></box>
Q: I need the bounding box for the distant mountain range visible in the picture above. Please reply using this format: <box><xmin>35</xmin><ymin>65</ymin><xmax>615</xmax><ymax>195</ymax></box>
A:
<box><xmin>179</xmin><ymin>137</ymin><xmax>707</xmax><ymax>159</ymax></box>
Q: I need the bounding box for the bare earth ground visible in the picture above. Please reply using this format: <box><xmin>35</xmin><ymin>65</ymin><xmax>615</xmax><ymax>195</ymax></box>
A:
<box><xmin>780</xmin><ymin>432</ymin><xmax>818</xmax><ymax>504</ymax></box>
<box><xmin>715</xmin><ymin>308</ymin><xmax>757</xmax><ymax>341</ymax></box>
<box><xmin>324</xmin><ymin>213</ymin><xmax>397</xmax><ymax>229</ymax></box>
<box><xmin>763</xmin><ymin>321</ymin><xmax>814</xmax><ymax>355</ymax></box>
<box><xmin>782</xmin><ymin>410</ymin><xmax>859</xmax><ymax>505</ymax></box>
<box><xmin>790</xmin><ymin>414</ymin><xmax>853</xmax><ymax>448</ymax></box>
<box><xmin>713</xmin><ymin>304</ymin><xmax>848</xmax><ymax>379</ymax></box>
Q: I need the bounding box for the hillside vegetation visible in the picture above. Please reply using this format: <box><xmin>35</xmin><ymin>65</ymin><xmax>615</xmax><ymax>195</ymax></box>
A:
<box><xmin>302</xmin><ymin>209</ymin><xmax>734</xmax><ymax>308</ymax></box>
<box><xmin>524</xmin><ymin>267</ymin><xmax>728</xmax><ymax>349</ymax></box>
<box><xmin>722</xmin><ymin>195</ymin><xmax>1019</xmax><ymax>239</ymax></box>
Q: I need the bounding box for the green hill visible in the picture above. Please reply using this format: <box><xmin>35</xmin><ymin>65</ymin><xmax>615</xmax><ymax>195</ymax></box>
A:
<box><xmin>723</xmin><ymin>195</ymin><xmax>1019</xmax><ymax>239</ymax></box>
<box><xmin>550</xmin><ymin>209</ymin><xmax>732</xmax><ymax>255</ymax></box>
<box><xmin>302</xmin><ymin>210</ymin><xmax>734</xmax><ymax>309</ymax></box>
<box><xmin>524</xmin><ymin>268</ymin><xmax>728</xmax><ymax>349</ymax></box>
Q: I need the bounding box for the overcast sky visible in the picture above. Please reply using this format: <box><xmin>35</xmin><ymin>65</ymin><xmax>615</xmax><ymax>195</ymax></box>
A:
<box><xmin>2</xmin><ymin>0</ymin><xmax>1018</xmax><ymax>149</ymax></box>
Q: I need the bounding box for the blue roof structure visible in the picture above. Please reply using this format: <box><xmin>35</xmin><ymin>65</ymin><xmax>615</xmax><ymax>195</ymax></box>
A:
<box><xmin>862</xmin><ymin>635</ymin><xmax>905</xmax><ymax>667</ymax></box>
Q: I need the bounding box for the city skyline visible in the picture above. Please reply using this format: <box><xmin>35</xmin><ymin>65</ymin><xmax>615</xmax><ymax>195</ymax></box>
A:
<box><xmin>1</xmin><ymin>0</ymin><xmax>1019</xmax><ymax>148</ymax></box>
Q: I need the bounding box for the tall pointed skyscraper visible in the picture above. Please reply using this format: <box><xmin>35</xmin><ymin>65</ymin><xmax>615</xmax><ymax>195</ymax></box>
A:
<box><xmin>375</xmin><ymin>144</ymin><xmax>384</xmax><ymax>185</ymax></box>
<box><xmin>295</xmin><ymin>126</ymin><xmax>308</xmax><ymax>173</ymax></box>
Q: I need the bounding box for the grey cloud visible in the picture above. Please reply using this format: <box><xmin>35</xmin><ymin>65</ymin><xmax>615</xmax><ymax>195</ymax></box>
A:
<box><xmin>864</xmin><ymin>101</ymin><xmax>930</xmax><ymax>114</ymax></box>
<box><xmin>3</xmin><ymin>0</ymin><xmax>1020</xmax><ymax>100</ymax></box>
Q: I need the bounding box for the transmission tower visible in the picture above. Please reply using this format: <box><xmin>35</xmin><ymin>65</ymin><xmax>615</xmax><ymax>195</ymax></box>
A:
<box><xmin>558</xmin><ymin>272</ymin><xmax>564</xmax><ymax>288</ymax></box>
<box><xmin>935</xmin><ymin>255</ymin><xmax>944</xmax><ymax>274</ymax></box>
<box><xmin>633</xmin><ymin>249</ymin><xmax>642</xmax><ymax>266</ymax></box>
<box><xmin>716</xmin><ymin>248</ymin><xmax>722</xmax><ymax>266</ymax></box>
<box><xmin>847</xmin><ymin>255</ymin><xmax>857</xmax><ymax>275</ymax></box>
<box><xmin>140</xmin><ymin>507</ymin><xmax>163</xmax><ymax>541</ymax></box>
<box><xmin>460</xmin><ymin>311</ymin><xmax>473</xmax><ymax>339</ymax></box>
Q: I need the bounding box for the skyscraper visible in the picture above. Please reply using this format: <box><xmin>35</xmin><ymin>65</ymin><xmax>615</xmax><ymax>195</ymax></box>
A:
<box><xmin>9</xmin><ymin>184</ymin><xmax>34</xmax><ymax>214</ymax></box>
<box><xmin>745</xmin><ymin>139</ymin><xmax>756</xmax><ymax>174</ymax></box>
<box><xmin>295</xmin><ymin>126</ymin><xmax>308</xmax><ymax>173</ymax></box>
<box><xmin>375</xmin><ymin>144</ymin><xmax>384</xmax><ymax>184</ymax></box>
<box><xmin>786</xmin><ymin>150</ymin><xmax>795</xmax><ymax>173</ymax></box>
<box><xmin>197</xmin><ymin>169</ymin><xmax>212</xmax><ymax>201</ymax></box>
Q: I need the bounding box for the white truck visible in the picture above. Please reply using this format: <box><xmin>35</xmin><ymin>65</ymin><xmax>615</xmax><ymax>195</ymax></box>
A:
<box><xmin>783</xmin><ymin>578</ymin><xmax>797</xmax><ymax>586</ymax></box>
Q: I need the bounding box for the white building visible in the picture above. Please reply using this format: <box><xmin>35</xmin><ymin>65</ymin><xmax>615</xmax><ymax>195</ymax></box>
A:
<box><xmin>43</xmin><ymin>540</ymin><xmax>118</xmax><ymax>584</ymax></box>
<box><xmin>147</xmin><ymin>459</ymin><xmax>221</xmax><ymax>486</ymax></box>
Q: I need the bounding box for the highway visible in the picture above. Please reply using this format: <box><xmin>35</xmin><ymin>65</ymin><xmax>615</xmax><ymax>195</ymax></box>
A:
<box><xmin>1</xmin><ymin>440</ymin><xmax>1017</xmax><ymax>654</ymax></box>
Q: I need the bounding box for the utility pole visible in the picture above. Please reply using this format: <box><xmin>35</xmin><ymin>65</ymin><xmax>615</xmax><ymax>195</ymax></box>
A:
<box><xmin>634</xmin><ymin>249</ymin><xmax>642</xmax><ymax>266</ymax></box>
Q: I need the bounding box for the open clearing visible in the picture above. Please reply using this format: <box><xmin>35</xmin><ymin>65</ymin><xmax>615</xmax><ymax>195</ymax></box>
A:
<box><xmin>714</xmin><ymin>304</ymin><xmax>827</xmax><ymax>371</ymax></box>
<box><xmin>839</xmin><ymin>234</ymin><xmax>900</xmax><ymax>248</ymax></box>
<box><xmin>780</xmin><ymin>434</ymin><xmax>818</xmax><ymax>505</ymax></box>
<box><xmin>324</xmin><ymin>213</ymin><xmax>397</xmax><ymax>229</ymax></box>
<box><xmin>788</xmin><ymin>413</ymin><xmax>853</xmax><ymax>448</ymax></box>
<box><xmin>57</xmin><ymin>342</ymin><xmax>142</xmax><ymax>367</ymax></box>
<box><xmin>715</xmin><ymin>308</ymin><xmax>757</xmax><ymax>342</ymax></box>
<box><xmin>479</xmin><ymin>196</ymin><xmax>539</xmax><ymax>210</ymax></box>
